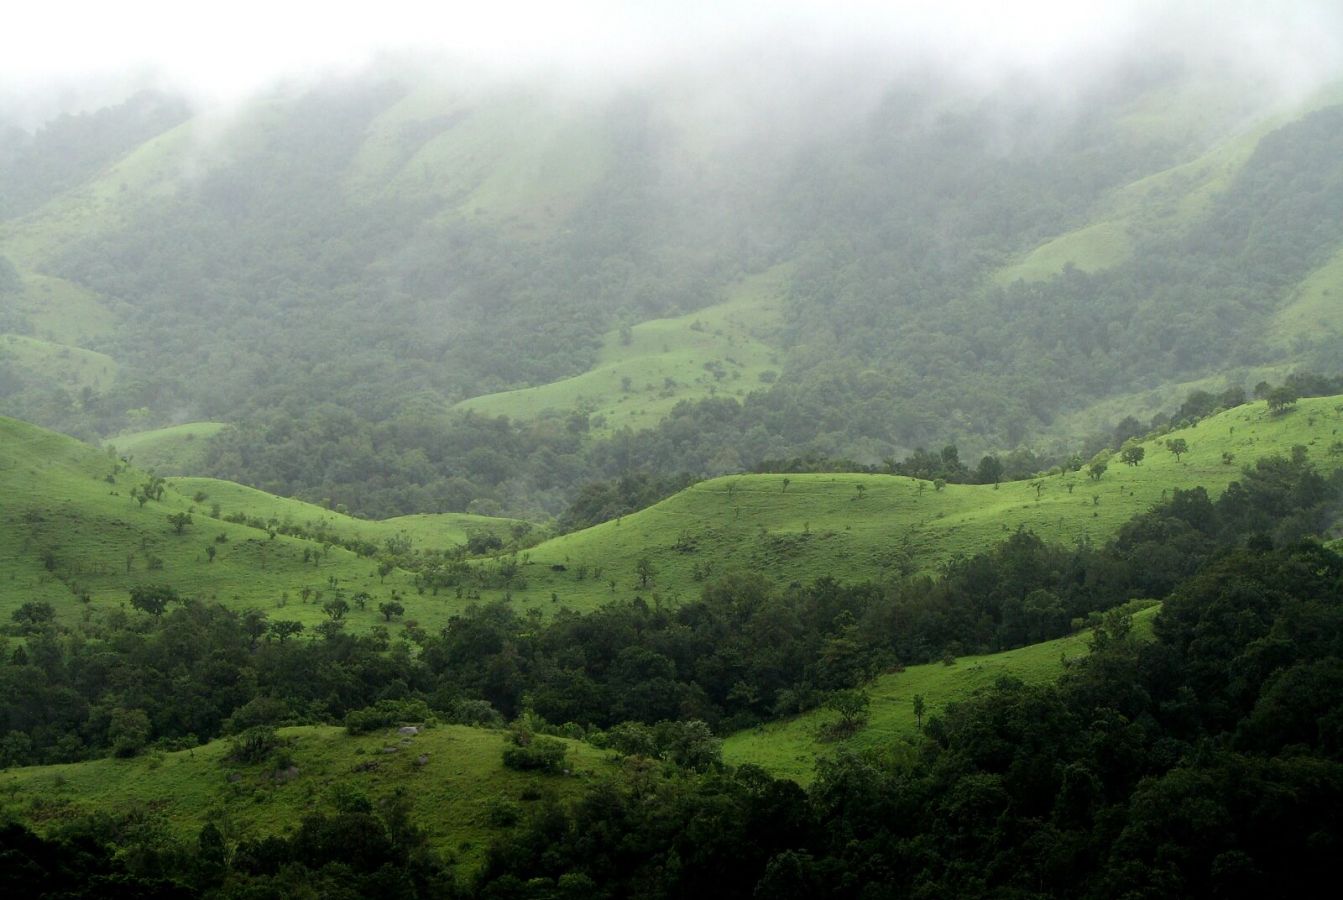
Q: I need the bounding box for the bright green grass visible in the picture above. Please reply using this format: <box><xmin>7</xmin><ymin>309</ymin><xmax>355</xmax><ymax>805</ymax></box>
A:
<box><xmin>0</xmin><ymin>724</ymin><xmax>611</xmax><ymax>869</ymax></box>
<box><xmin>723</xmin><ymin>605</ymin><xmax>1160</xmax><ymax>783</ymax></box>
<box><xmin>476</xmin><ymin>397</ymin><xmax>1343</xmax><ymax>615</ymax></box>
<box><xmin>1271</xmin><ymin>242</ymin><xmax>1343</xmax><ymax>350</ymax></box>
<box><xmin>168</xmin><ymin>476</ymin><xmax>529</xmax><ymax>553</ymax></box>
<box><xmin>0</xmin><ymin>417</ymin><xmax>515</xmax><ymax>634</ymax></box>
<box><xmin>0</xmin><ymin>334</ymin><xmax>117</xmax><ymax>393</ymax></box>
<box><xmin>107</xmin><ymin>422</ymin><xmax>228</xmax><ymax>474</ymax></box>
<box><xmin>455</xmin><ymin>266</ymin><xmax>787</xmax><ymax>435</ymax></box>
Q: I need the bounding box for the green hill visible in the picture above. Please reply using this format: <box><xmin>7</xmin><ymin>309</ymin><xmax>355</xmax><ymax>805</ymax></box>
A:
<box><xmin>0</xmin><ymin>723</ymin><xmax>610</xmax><ymax>869</ymax></box>
<box><xmin>455</xmin><ymin>266</ymin><xmax>787</xmax><ymax>435</ymax></box>
<box><xmin>0</xmin><ymin>416</ymin><xmax>523</xmax><ymax>633</ymax></box>
<box><xmin>108</xmin><ymin>422</ymin><xmax>229</xmax><ymax>474</ymax></box>
<box><xmin>723</xmin><ymin>605</ymin><xmax>1159</xmax><ymax>783</ymax></box>
<box><xmin>482</xmin><ymin>396</ymin><xmax>1343</xmax><ymax>614</ymax></box>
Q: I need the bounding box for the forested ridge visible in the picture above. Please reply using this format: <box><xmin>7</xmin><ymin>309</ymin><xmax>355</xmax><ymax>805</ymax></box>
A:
<box><xmin>4</xmin><ymin>63</ymin><xmax>1343</xmax><ymax>518</ymax></box>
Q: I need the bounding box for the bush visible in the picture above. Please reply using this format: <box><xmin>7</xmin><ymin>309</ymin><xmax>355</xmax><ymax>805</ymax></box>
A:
<box><xmin>343</xmin><ymin>699</ymin><xmax>433</xmax><ymax>735</ymax></box>
<box><xmin>501</xmin><ymin>731</ymin><xmax>567</xmax><ymax>773</ymax></box>
<box><xmin>228</xmin><ymin>726</ymin><xmax>283</xmax><ymax>764</ymax></box>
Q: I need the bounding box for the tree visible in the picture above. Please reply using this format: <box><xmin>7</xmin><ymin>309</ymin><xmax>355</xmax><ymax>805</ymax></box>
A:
<box><xmin>1166</xmin><ymin>437</ymin><xmax>1189</xmax><ymax>461</ymax></box>
<box><xmin>826</xmin><ymin>689</ymin><xmax>870</xmax><ymax>731</ymax></box>
<box><xmin>976</xmin><ymin>455</ymin><xmax>1004</xmax><ymax>486</ymax></box>
<box><xmin>1267</xmin><ymin>385</ymin><xmax>1299</xmax><ymax>415</ymax></box>
<box><xmin>167</xmin><ymin>512</ymin><xmax>192</xmax><ymax>534</ymax></box>
<box><xmin>379</xmin><ymin>601</ymin><xmax>405</xmax><ymax>622</ymax></box>
<box><xmin>268</xmin><ymin>620</ymin><xmax>304</xmax><ymax>643</ymax></box>
<box><xmin>782</xmin><ymin>477</ymin><xmax>791</xmax><ymax>493</ymax></box>
<box><xmin>322</xmin><ymin>598</ymin><xmax>350</xmax><ymax>621</ymax></box>
<box><xmin>913</xmin><ymin>694</ymin><xmax>926</xmax><ymax>732</ymax></box>
<box><xmin>1120</xmin><ymin>442</ymin><xmax>1145</xmax><ymax>466</ymax></box>
<box><xmin>206</xmin><ymin>544</ymin><xmax>217</xmax><ymax>562</ymax></box>
<box><xmin>129</xmin><ymin>584</ymin><xmax>178</xmax><ymax>618</ymax></box>
<box><xmin>109</xmin><ymin>707</ymin><xmax>151</xmax><ymax>757</ymax></box>
<box><xmin>1088</xmin><ymin>461</ymin><xmax>1108</xmax><ymax>481</ymax></box>
<box><xmin>10</xmin><ymin>601</ymin><xmax>56</xmax><ymax>632</ymax></box>
<box><xmin>635</xmin><ymin>557</ymin><xmax>656</xmax><ymax>588</ymax></box>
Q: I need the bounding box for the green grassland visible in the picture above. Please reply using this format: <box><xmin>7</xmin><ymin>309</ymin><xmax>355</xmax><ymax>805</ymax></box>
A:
<box><xmin>0</xmin><ymin>334</ymin><xmax>118</xmax><ymax>394</ymax></box>
<box><xmin>5</xmin><ymin>397</ymin><xmax>1339</xmax><ymax>629</ymax></box>
<box><xmin>484</xmin><ymin>396</ymin><xmax>1343</xmax><ymax>614</ymax></box>
<box><xmin>455</xmin><ymin>267</ymin><xmax>788</xmax><ymax>435</ymax></box>
<box><xmin>0</xmin><ymin>416</ymin><xmax>520</xmax><ymax>634</ymax></box>
<box><xmin>1271</xmin><ymin>242</ymin><xmax>1343</xmax><ymax>350</ymax></box>
<box><xmin>106</xmin><ymin>422</ymin><xmax>229</xmax><ymax>474</ymax></box>
<box><xmin>722</xmin><ymin>605</ymin><xmax>1160</xmax><ymax>783</ymax></box>
<box><xmin>0</xmin><ymin>723</ymin><xmax>611</xmax><ymax>869</ymax></box>
<box><xmin>168</xmin><ymin>475</ymin><xmax>529</xmax><ymax>553</ymax></box>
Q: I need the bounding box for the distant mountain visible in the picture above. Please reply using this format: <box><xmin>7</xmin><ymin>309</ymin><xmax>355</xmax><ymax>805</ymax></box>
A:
<box><xmin>2</xmin><ymin>55</ymin><xmax>1341</xmax><ymax>517</ymax></box>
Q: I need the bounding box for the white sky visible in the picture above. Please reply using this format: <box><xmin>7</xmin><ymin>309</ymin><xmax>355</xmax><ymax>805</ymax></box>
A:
<box><xmin>3</xmin><ymin>1</ymin><xmax>1341</xmax><ymax>104</ymax></box>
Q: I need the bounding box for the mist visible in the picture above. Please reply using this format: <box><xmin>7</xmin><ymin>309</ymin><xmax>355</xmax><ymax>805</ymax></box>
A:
<box><xmin>5</xmin><ymin>1</ymin><xmax>1343</xmax><ymax>127</ymax></box>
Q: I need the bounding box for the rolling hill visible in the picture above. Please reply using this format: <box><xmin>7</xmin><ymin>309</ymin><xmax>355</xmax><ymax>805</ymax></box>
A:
<box><xmin>5</xmin><ymin>395</ymin><xmax>1339</xmax><ymax>626</ymax></box>
<box><xmin>0</xmin><ymin>723</ymin><xmax>611</xmax><ymax>870</ymax></box>
<box><xmin>723</xmin><ymin>604</ymin><xmax>1160</xmax><ymax>783</ymax></box>
<box><xmin>0</xmin><ymin>415</ymin><xmax>526</xmax><ymax>633</ymax></box>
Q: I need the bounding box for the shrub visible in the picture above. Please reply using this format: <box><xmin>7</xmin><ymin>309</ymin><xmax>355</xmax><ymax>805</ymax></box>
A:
<box><xmin>343</xmin><ymin>699</ymin><xmax>433</xmax><ymax>735</ymax></box>
<box><xmin>501</xmin><ymin>731</ymin><xmax>567</xmax><ymax>773</ymax></box>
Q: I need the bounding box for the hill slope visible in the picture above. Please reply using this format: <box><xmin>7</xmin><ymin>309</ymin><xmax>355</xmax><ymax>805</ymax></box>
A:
<box><xmin>0</xmin><ymin>416</ymin><xmax>524</xmax><ymax>633</ymax></box>
<box><xmin>486</xmin><ymin>396</ymin><xmax>1343</xmax><ymax>613</ymax></box>
<box><xmin>723</xmin><ymin>605</ymin><xmax>1159</xmax><ymax>783</ymax></box>
<box><xmin>0</xmin><ymin>723</ymin><xmax>610</xmax><ymax>869</ymax></box>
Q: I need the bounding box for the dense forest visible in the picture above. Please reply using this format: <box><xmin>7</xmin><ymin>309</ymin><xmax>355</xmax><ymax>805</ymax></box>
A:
<box><xmin>4</xmin><ymin>62</ymin><xmax>1342</xmax><ymax>518</ymax></box>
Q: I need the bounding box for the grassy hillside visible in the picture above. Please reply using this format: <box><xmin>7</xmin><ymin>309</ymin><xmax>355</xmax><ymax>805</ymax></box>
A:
<box><xmin>723</xmin><ymin>605</ymin><xmax>1160</xmax><ymax>783</ymax></box>
<box><xmin>169</xmin><ymin>475</ymin><xmax>530</xmax><ymax>552</ymax></box>
<box><xmin>108</xmin><ymin>421</ymin><xmax>228</xmax><ymax>473</ymax></box>
<box><xmin>0</xmin><ymin>723</ymin><xmax>610</xmax><ymax>869</ymax></box>
<box><xmin>0</xmin><ymin>416</ymin><xmax>519</xmax><ymax>634</ymax></box>
<box><xmin>0</xmin><ymin>333</ymin><xmax>117</xmax><ymax>393</ymax></box>
<box><xmin>484</xmin><ymin>396</ymin><xmax>1343</xmax><ymax>614</ymax></box>
<box><xmin>455</xmin><ymin>266</ymin><xmax>788</xmax><ymax>435</ymax></box>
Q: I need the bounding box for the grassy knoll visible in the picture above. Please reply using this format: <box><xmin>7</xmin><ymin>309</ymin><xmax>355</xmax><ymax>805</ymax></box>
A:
<box><xmin>0</xmin><ymin>416</ymin><xmax>515</xmax><ymax>634</ymax></box>
<box><xmin>0</xmin><ymin>723</ymin><xmax>611</xmax><ymax>869</ymax></box>
<box><xmin>0</xmin><ymin>334</ymin><xmax>118</xmax><ymax>394</ymax></box>
<box><xmin>4</xmin><ymin>397</ymin><xmax>1339</xmax><ymax>627</ymax></box>
<box><xmin>491</xmin><ymin>396</ymin><xmax>1343</xmax><ymax>614</ymax></box>
<box><xmin>168</xmin><ymin>475</ymin><xmax>530</xmax><ymax>553</ymax></box>
<box><xmin>723</xmin><ymin>605</ymin><xmax>1160</xmax><ymax>783</ymax></box>
<box><xmin>107</xmin><ymin>422</ymin><xmax>229</xmax><ymax>474</ymax></box>
<box><xmin>455</xmin><ymin>267</ymin><xmax>787</xmax><ymax>436</ymax></box>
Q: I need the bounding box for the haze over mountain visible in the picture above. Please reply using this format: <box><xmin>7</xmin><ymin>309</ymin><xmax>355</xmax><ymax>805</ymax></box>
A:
<box><xmin>5</xmin><ymin>5</ymin><xmax>1342</xmax><ymax>519</ymax></box>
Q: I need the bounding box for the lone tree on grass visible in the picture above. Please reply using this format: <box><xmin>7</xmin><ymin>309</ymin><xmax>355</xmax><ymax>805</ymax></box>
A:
<box><xmin>379</xmin><ymin>600</ymin><xmax>405</xmax><ymax>622</ymax></box>
<box><xmin>1120</xmin><ymin>441</ymin><xmax>1145</xmax><ymax>467</ymax></box>
<box><xmin>168</xmin><ymin>512</ymin><xmax>192</xmax><ymax>534</ymax></box>
<box><xmin>826</xmin><ymin>689</ymin><xmax>871</xmax><ymax>732</ymax></box>
<box><xmin>635</xmin><ymin>557</ymin><xmax>656</xmax><ymax>588</ymax></box>
<box><xmin>913</xmin><ymin>694</ymin><xmax>926</xmax><ymax>732</ymax></box>
<box><xmin>322</xmin><ymin>598</ymin><xmax>350</xmax><ymax>622</ymax></box>
<box><xmin>1267</xmin><ymin>385</ymin><xmax>1299</xmax><ymax>415</ymax></box>
<box><xmin>1166</xmin><ymin>437</ymin><xmax>1189</xmax><ymax>461</ymax></box>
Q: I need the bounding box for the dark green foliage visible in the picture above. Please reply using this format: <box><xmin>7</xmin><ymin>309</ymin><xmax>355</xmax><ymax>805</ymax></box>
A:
<box><xmin>227</xmin><ymin>725</ymin><xmax>284</xmax><ymax>764</ymax></box>
<box><xmin>344</xmin><ymin>699</ymin><xmax>433</xmax><ymax>735</ymax></box>
<box><xmin>501</xmin><ymin>731</ymin><xmax>567</xmax><ymax>773</ymax></box>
